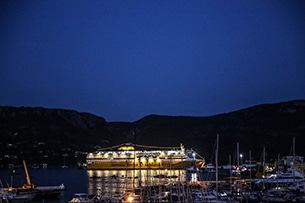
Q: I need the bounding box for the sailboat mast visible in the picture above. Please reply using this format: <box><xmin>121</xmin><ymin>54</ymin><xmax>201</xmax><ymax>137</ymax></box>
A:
<box><xmin>215</xmin><ymin>134</ymin><xmax>219</xmax><ymax>192</ymax></box>
<box><xmin>293</xmin><ymin>136</ymin><xmax>295</xmax><ymax>183</ymax></box>
<box><xmin>229</xmin><ymin>155</ymin><xmax>232</xmax><ymax>193</ymax></box>
<box><xmin>133</xmin><ymin>123</ymin><xmax>136</xmax><ymax>189</ymax></box>
<box><xmin>263</xmin><ymin>146</ymin><xmax>266</xmax><ymax>177</ymax></box>
<box><xmin>237</xmin><ymin>142</ymin><xmax>239</xmax><ymax>167</ymax></box>
<box><xmin>249</xmin><ymin>150</ymin><xmax>252</xmax><ymax>180</ymax></box>
<box><xmin>22</xmin><ymin>160</ymin><xmax>32</xmax><ymax>186</ymax></box>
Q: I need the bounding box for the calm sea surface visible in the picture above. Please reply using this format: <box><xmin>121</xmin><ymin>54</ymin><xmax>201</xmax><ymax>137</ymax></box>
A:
<box><xmin>0</xmin><ymin>166</ymin><xmax>189</xmax><ymax>203</ymax></box>
<box><xmin>0</xmin><ymin>167</ymin><xmax>87</xmax><ymax>202</ymax></box>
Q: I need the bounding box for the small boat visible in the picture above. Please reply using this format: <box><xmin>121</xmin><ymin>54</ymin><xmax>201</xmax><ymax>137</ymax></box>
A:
<box><xmin>1</xmin><ymin>188</ymin><xmax>37</xmax><ymax>203</ymax></box>
<box><xmin>206</xmin><ymin>163</ymin><xmax>216</xmax><ymax>170</ymax></box>
<box><xmin>35</xmin><ymin>183</ymin><xmax>66</xmax><ymax>198</ymax></box>
<box><xmin>254</xmin><ymin>170</ymin><xmax>305</xmax><ymax>185</ymax></box>
<box><xmin>62</xmin><ymin>165</ymin><xmax>68</xmax><ymax>169</ymax></box>
<box><xmin>20</xmin><ymin>160</ymin><xmax>66</xmax><ymax>199</ymax></box>
<box><xmin>110</xmin><ymin>193</ymin><xmax>124</xmax><ymax>203</ymax></box>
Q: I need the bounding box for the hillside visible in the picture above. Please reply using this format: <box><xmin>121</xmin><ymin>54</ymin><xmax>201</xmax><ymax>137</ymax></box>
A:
<box><xmin>0</xmin><ymin>100</ymin><xmax>304</xmax><ymax>167</ymax></box>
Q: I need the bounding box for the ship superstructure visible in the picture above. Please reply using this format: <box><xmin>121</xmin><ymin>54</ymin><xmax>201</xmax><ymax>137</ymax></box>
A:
<box><xmin>86</xmin><ymin>143</ymin><xmax>205</xmax><ymax>170</ymax></box>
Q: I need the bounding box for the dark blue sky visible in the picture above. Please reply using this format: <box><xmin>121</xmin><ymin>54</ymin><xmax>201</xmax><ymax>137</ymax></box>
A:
<box><xmin>1</xmin><ymin>0</ymin><xmax>305</xmax><ymax>122</ymax></box>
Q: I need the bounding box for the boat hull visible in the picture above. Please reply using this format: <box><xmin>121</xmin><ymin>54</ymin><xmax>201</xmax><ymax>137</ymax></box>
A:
<box><xmin>86</xmin><ymin>143</ymin><xmax>205</xmax><ymax>170</ymax></box>
<box><xmin>35</xmin><ymin>184</ymin><xmax>65</xmax><ymax>198</ymax></box>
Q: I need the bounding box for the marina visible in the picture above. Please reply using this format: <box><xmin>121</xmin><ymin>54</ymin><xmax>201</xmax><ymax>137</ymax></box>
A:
<box><xmin>1</xmin><ymin>142</ymin><xmax>305</xmax><ymax>202</ymax></box>
<box><xmin>1</xmin><ymin>160</ymin><xmax>305</xmax><ymax>203</ymax></box>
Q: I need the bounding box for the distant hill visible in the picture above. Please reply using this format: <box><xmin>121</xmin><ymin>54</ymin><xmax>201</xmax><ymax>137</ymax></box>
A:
<box><xmin>0</xmin><ymin>100</ymin><xmax>304</xmax><ymax>167</ymax></box>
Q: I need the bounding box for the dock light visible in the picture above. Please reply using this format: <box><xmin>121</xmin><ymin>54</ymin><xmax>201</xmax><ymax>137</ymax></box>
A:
<box><xmin>127</xmin><ymin>196</ymin><xmax>134</xmax><ymax>203</ymax></box>
<box><xmin>240</xmin><ymin>154</ymin><xmax>243</xmax><ymax>166</ymax></box>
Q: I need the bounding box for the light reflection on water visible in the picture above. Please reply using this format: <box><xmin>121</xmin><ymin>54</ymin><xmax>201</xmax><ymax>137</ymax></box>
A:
<box><xmin>87</xmin><ymin>169</ymin><xmax>186</xmax><ymax>196</ymax></box>
<box><xmin>0</xmin><ymin>167</ymin><xmax>195</xmax><ymax>202</ymax></box>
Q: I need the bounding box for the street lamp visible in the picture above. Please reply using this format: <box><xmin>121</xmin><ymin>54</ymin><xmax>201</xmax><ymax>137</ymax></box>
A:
<box><xmin>192</xmin><ymin>152</ymin><xmax>196</xmax><ymax>159</ymax></box>
<box><xmin>240</xmin><ymin>154</ymin><xmax>243</xmax><ymax>167</ymax></box>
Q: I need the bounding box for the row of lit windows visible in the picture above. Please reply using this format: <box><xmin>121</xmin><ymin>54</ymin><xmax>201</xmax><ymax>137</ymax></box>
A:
<box><xmin>90</xmin><ymin>161</ymin><xmax>183</xmax><ymax>167</ymax></box>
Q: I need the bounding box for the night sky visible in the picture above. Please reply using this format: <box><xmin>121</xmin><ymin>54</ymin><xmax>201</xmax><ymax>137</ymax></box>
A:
<box><xmin>1</xmin><ymin>0</ymin><xmax>305</xmax><ymax>122</ymax></box>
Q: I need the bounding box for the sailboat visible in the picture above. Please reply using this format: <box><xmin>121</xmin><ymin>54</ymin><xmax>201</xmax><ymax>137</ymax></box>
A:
<box><xmin>254</xmin><ymin>137</ymin><xmax>305</xmax><ymax>188</ymax></box>
<box><xmin>5</xmin><ymin>160</ymin><xmax>66</xmax><ymax>199</ymax></box>
<box><xmin>1</xmin><ymin>161</ymin><xmax>37</xmax><ymax>202</ymax></box>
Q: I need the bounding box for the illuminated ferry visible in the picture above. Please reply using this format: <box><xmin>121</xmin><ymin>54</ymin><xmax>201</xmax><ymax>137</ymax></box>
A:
<box><xmin>86</xmin><ymin>143</ymin><xmax>205</xmax><ymax>170</ymax></box>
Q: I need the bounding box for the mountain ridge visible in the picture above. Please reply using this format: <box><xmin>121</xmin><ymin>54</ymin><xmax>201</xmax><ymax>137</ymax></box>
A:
<box><xmin>0</xmin><ymin>99</ymin><xmax>304</xmax><ymax>167</ymax></box>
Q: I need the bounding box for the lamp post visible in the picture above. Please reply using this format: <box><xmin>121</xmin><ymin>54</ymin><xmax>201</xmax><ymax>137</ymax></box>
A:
<box><xmin>192</xmin><ymin>152</ymin><xmax>196</xmax><ymax>172</ymax></box>
<box><xmin>240</xmin><ymin>154</ymin><xmax>243</xmax><ymax>167</ymax></box>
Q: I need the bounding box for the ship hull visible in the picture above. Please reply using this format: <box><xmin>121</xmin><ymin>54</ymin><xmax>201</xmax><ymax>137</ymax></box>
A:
<box><xmin>86</xmin><ymin>143</ymin><xmax>205</xmax><ymax>170</ymax></box>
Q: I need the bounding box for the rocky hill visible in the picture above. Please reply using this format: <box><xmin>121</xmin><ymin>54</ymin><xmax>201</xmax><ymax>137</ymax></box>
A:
<box><xmin>0</xmin><ymin>100</ymin><xmax>304</xmax><ymax>167</ymax></box>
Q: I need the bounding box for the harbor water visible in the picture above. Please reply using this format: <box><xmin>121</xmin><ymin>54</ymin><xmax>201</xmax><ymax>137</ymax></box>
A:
<box><xmin>0</xmin><ymin>166</ymin><xmax>188</xmax><ymax>202</ymax></box>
